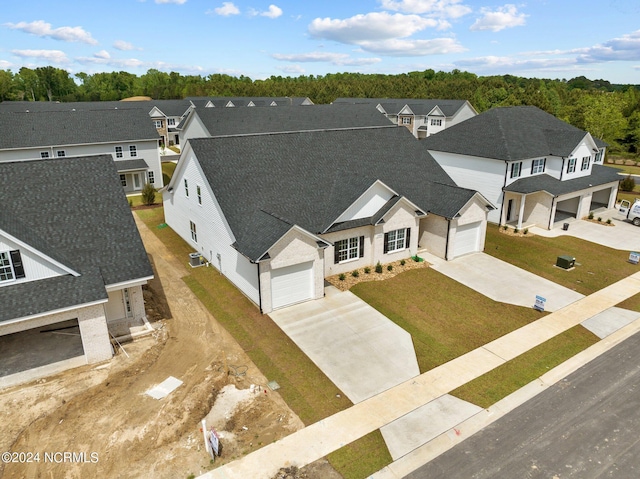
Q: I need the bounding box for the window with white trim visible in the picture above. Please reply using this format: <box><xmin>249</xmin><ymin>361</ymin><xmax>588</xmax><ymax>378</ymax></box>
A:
<box><xmin>115</xmin><ymin>146</ymin><xmax>123</xmax><ymax>158</ymax></box>
<box><xmin>510</xmin><ymin>161</ymin><xmax>522</xmax><ymax>178</ymax></box>
<box><xmin>148</xmin><ymin>171</ymin><xmax>155</xmax><ymax>184</ymax></box>
<box><xmin>120</xmin><ymin>174</ymin><xmax>127</xmax><ymax>187</ymax></box>
<box><xmin>184</xmin><ymin>179</ymin><xmax>189</xmax><ymax>197</ymax></box>
<box><xmin>153</xmin><ymin>120</ymin><xmax>162</xmax><ymax>129</ymax></box>
<box><xmin>190</xmin><ymin>221</ymin><xmax>198</xmax><ymax>242</ymax></box>
<box><xmin>129</xmin><ymin>145</ymin><xmax>137</xmax><ymax>157</ymax></box>
<box><xmin>334</xmin><ymin>237</ymin><xmax>362</xmax><ymax>263</ymax></box>
<box><xmin>0</xmin><ymin>250</ymin><xmax>25</xmax><ymax>282</ymax></box>
<box><xmin>430</xmin><ymin>119</ymin><xmax>443</xmax><ymax>126</ymax></box>
<box><xmin>581</xmin><ymin>156</ymin><xmax>590</xmax><ymax>171</ymax></box>
<box><xmin>531</xmin><ymin>158</ymin><xmax>545</xmax><ymax>174</ymax></box>
<box><xmin>0</xmin><ymin>252</ymin><xmax>14</xmax><ymax>282</ymax></box>
<box><xmin>384</xmin><ymin>228</ymin><xmax>409</xmax><ymax>254</ymax></box>
<box><xmin>567</xmin><ymin>158</ymin><xmax>576</xmax><ymax>173</ymax></box>
<box><xmin>56</xmin><ymin>150</ymin><xmax>66</xmax><ymax>157</ymax></box>
<box><xmin>401</xmin><ymin>117</ymin><xmax>411</xmax><ymax>125</ymax></box>
<box><xmin>167</xmin><ymin>118</ymin><xmax>176</xmax><ymax>126</ymax></box>
<box><xmin>595</xmin><ymin>149</ymin><xmax>603</xmax><ymax>163</ymax></box>
<box><xmin>40</xmin><ymin>151</ymin><xmax>49</xmax><ymax>159</ymax></box>
<box><xmin>197</xmin><ymin>185</ymin><xmax>202</xmax><ymax>205</ymax></box>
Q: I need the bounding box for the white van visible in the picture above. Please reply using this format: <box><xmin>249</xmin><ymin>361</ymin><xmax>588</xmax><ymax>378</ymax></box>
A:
<box><xmin>619</xmin><ymin>199</ymin><xmax>640</xmax><ymax>226</ymax></box>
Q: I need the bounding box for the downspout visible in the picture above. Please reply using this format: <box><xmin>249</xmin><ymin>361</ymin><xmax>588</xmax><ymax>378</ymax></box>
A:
<box><xmin>500</xmin><ymin>161</ymin><xmax>509</xmax><ymax>224</ymax></box>
<box><xmin>256</xmin><ymin>261</ymin><xmax>263</xmax><ymax>314</ymax></box>
<box><xmin>445</xmin><ymin>219</ymin><xmax>451</xmax><ymax>260</ymax></box>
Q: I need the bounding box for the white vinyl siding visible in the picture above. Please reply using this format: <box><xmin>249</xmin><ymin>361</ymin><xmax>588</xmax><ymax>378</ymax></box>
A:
<box><xmin>0</xmin><ymin>251</ymin><xmax>14</xmax><ymax>282</ymax></box>
<box><xmin>163</xmin><ymin>153</ymin><xmax>259</xmax><ymax>305</ymax></box>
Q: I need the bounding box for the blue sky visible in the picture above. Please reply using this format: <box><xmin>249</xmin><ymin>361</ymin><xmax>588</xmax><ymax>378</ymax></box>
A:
<box><xmin>1</xmin><ymin>0</ymin><xmax>639</xmax><ymax>84</ymax></box>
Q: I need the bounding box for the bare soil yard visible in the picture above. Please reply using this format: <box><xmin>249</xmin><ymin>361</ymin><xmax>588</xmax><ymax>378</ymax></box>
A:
<box><xmin>0</xmin><ymin>212</ymin><xmax>338</xmax><ymax>479</ymax></box>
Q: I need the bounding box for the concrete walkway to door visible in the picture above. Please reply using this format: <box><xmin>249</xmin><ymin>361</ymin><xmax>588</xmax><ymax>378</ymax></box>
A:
<box><xmin>269</xmin><ymin>286</ymin><xmax>419</xmax><ymax>404</ymax></box>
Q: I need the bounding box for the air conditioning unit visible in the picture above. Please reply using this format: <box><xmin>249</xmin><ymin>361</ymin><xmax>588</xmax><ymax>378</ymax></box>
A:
<box><xmin>189</xmin><ymin>252</ymin><xmax>203</xmax><ymax>267</ymax></box>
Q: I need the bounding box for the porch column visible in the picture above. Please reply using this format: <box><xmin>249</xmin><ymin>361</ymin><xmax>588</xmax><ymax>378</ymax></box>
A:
<box><xmin>517</xmin><ymin>194</ymin><xmax>526</xmax><ymax>230</ymax></box>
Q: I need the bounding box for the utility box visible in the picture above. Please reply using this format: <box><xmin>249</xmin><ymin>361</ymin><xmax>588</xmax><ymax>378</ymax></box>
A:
<box><xmin>556</xmin><ymin>255</ymin><xmax>575</xmax><ymax>269</ymax></box>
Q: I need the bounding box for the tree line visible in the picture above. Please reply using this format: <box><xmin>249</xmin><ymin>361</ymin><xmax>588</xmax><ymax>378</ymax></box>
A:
<box><xmin>1</xmin><ymin>66</ymin><xmax>639</xmax><ymax>155</ymax></box>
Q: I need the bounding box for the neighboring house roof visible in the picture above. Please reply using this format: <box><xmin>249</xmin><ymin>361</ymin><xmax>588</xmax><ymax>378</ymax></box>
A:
<box><xmin>0</xmin><ymin>155</ymin><xmax>153</xmax><ymax>322</ymax></box>
<box><xmin>332</xmin><ymin>98</ymin><xmax>474</xmax><ymax>117</ymax></box>
<box><xmin>0</xmin><ymin>108</ymin><xmax>160</xmax><ymax>149</ymax></box>
<box><xmin>181</xmin><ymin>103</ymin><xmax>392</xmax><ymax>135</ymax></box>
<box><xmin>182</xmin><ymin>127</ymin><xmax>483</xmax><ymax>261</ymax></box>
<box><xmin>504</xmin><ymin>164</ymin><xmax>622</xmax><ymax>196</ymax></box>
<box><xmin>185</xmin><ymin>96</ymin><xmax>313</xmax><ymax>106</ymax></box>
<box><xmin>424</xmin><ymin>106</ymin><xmax>607</xmax><ymax>161</ymax></box>
<box><xmin>116</xmin><ymin>159</ymin><xmax>150</xmax><ymax>172</ymax></box>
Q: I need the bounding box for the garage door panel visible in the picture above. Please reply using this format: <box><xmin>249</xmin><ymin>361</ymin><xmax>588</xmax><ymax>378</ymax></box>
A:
<box><xmin>453</xmin><ymin>222</ymin><xmax>481</xmax><ymax>258</ymax></box>
<box><xmin>271</xmin><ymin>261</ymin><xmax>314</xmax><ymax>310</ymax></box>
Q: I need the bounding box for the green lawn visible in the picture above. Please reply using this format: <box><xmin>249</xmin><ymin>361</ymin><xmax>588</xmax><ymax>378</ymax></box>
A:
<box><xmin>162</xmin><ymin>161</ymin><xmax>178</xmax><ymax>185</ymax></box>
<box><xmin>135</xmin><ymin>207</ymin><xmax>391</xmax><ymax>479</ymax></box>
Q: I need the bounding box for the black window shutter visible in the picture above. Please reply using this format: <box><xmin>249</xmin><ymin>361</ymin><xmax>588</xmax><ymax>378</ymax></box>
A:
<box><xmin>405</xmin><ymin>228</ymin><xmax>411</xmax><ymax>249</ymax></box>
<box><xmin>383</xmin><ymin>233</ymin><xmax>389</xmax><ymax>254</ymax></box>
<box><xmin>334</xmin><ymin>242</ymin><xmax>340</xmax><ymax>264</ymax></box>
<box><xmin>543</xmin><ymin>158</ymin><xmax>546</xmax><ymax>172</ymax></box>
<box><xmin>10</xmin><ymin>250</ymin><xmax>25</xmax><ymax>279</ymax></box>
<box><xmin>530</xmin><ymin>160</ymin><xmax>535</xmax><ymax>174</ymax></box>
<box><xmin>359</xmin><ymin>236</ymin><xmax>364</xmax><ymax>258</ymax></box>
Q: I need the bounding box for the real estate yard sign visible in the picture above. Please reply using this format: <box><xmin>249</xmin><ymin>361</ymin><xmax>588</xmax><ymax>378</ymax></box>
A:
<box><xmin>534</xmin><ymin>295</ymin><xmax>546</xmax><ymax>312</ymax></box>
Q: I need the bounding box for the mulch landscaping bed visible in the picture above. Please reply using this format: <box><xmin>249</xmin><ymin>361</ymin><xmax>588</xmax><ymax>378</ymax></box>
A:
<box><xmin>325</xmin><ymin>257</ymin><xmax>431</xmax><ymax>291</ymax></box>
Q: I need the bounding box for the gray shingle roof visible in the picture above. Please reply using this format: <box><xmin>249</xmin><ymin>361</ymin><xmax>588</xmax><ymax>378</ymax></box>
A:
<box><xmin>185</xmin><ymin>103</ymin><xmax>393</xmax><ymax>136</ymax></box>
<box><xmin>116</xmin><ymin>159</ymin><xmax>150</xmax><ymax>172</ymax></box>
<box><xmin>0</xmin><ymin>155</ymin><xmax>153</xmax><ymax>322</ymax></box>
<box><xmin>0</xmin><ymin>99</ymin><xmax>192</xmax><ymax>118</ymax></box>
<box><xmin>0</xmin><ymin>108</ymin><xmax>160</xmax><ymax>149</ymax></box>
<box><xmin>332</xmin><ymin>98</ymin><xmax>472</xmax><ymax>117</ymax></box>
<box><xmin>186</xmin><ymin>96</ymin><xmax>312</xmax><ymax>106</ymax></box>
<box><xmin>504</xmin><ymin>164</ymin><xmax>622</xmax><ymax>196</ymax></box>
<box><xmin>186</xmin><ymin>127</ymin><xmax>484</xmax><ymax>261</ymax></box>
<box><xmin>424</xmin><ymin>106</ymin><xmax>607</xmax><ymax>161</ymax></box>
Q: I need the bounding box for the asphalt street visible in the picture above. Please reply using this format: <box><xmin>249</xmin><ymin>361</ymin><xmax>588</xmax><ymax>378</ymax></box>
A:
<box><xmin>405</xmin><ymin>331</ymin><xmax>640</xmax><ymax>479</ymax></box>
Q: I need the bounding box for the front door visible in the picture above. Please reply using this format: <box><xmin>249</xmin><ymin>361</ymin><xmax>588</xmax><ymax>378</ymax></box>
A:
<box><xmin>133</xmin><ymin>173</ymin><xmax>141</xmax><ymax>190</ymax></box>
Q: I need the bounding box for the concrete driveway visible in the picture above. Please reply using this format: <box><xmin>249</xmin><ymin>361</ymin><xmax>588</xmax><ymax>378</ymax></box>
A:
<box><xmin>269</xmin><ymin>285</ymin><xmax>420</xmax><ymax>404</ymax></box>
<box><xmin>422</xmin><ymin>252</ymin><xmax>583</xmax><ymax>312</ymax></box>
<box><xmin>533</xmin><ymin>207</ymin><xmax>640</xmax><ymax>251</ymax></box>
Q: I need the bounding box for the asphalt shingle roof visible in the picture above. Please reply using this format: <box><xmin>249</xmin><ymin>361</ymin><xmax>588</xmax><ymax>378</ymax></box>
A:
<box><xmin>424</xmin><ymin>106</ymin><xmax>607</xmax><ymax>161</ymax></box>
<box><xmin>0</xmin><ymin>155</ymin><xmax>153</xmax><ymax>322</ymax></box>
<box><xmin>0</xmin><ymin>108</ymin><xmax>160</xmax><ymax>149</ymax></box>
<box><xmin>186</xmin><ymin>127</ymin><xmax>484</xmax><ymax>261</ymax></box>
<box><xmin>185</xmin><ymin>103</ymin><xmax>393</xmax><ymax>136</ymax></box>
<box><xmin>332</xmin><ymin>98</ymin><xmax>472</xmax><ymax>117</ymax></box>
<box><xmin>504</xmin><ymin>164</ymin><xmax>622</xmax><ymax>196</ymax></box>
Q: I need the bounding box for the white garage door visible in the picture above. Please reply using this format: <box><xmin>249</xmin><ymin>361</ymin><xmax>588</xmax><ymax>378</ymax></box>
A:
<box><xmin>271</xmin><ymin>261</ymin><xmax>314</xmax><ymax>310</ymax></box>
<box><xmin>452</xmin><ymin>222</ymin><xmax>482</xmax><ymax>258</ymax></box>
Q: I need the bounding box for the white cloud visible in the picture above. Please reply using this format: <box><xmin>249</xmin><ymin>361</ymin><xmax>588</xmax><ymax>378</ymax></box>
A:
<box><xmin>470</xmin><ymin>4</ymin><xmax>527</xmax><ymax>32</ymax></box>
<box><xmin>260</xmin><ymin>5</ymin><xmax>283</xmax><ymax>19</ymax></box>
<box><xmin>5</xmin><ymin>20</ymin><xmax>98</xmax><ymax>44</ymax></box>
<box><xmin>272</xmin><ymin>51</ymin><xmax>381</xmax><ymax>66</ymax></box>
<box><xmin>379</xmin><ymin>0</ymin><xmax>472</xmax><ymax>19</ymax></box>
<box><xmin>155</xmin><ymin>0</ymin><xmax>187</xmax><ymax>4</ymax></box>
<box><xmin>94</xmin><ymin>50</ymin><xmax>111</xmax><ymax>59</ymax></box>
<box><xmin>358</xmin><ymin>37</ymin><xmax>466</xmax><ymax>56</ymax></box>
<box><xmin>309</xmin><ymin>12</ymin><xmax>438</xmax><ymax>44</ymax></box>
<box><xmin>11</xmin><ymin>49</ymin><xmax>70</xmax><ymax>63</ymax></box>
<box><xmin>279</xmin><ymin>64</ymin><xmax>306</xmax><ymax>74</ymax></box>
<box><xmin>576</xmin><ymin>29</ymin><xmax>640</xmax><ymax>62</ymax></box>
<box><xmin>212</xmin><ymin>2</ymin><xmax>240</xmax><ymax>16</ymax></box>
<box><xmin>0</xmin><ymin>60</ymin><xmax>13</xmax><ymax>69</ymax></box>
<box><xmin>113</xmin><ymin>40</ymin><xmax>136</xmax><ymax>51</ymax></box>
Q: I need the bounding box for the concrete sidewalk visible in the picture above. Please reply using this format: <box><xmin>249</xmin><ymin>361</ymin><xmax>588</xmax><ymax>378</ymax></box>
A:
<box><xmin>200</xmin><ymin>272</ymin><xmax>640</xmax><ymax>479</ymax></box>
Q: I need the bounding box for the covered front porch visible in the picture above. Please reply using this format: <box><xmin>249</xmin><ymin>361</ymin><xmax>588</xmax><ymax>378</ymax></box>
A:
<box><xmin>115</xmin><ymin>159</ymin><xmax>150</xmax><ymax>193</ymax></box>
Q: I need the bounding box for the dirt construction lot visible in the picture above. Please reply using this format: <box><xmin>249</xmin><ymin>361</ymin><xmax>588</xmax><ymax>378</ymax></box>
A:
<box><xmin>0</xmin><ymin>212</ymin><xmax>339</xmax><ymax>479</ymax></box>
